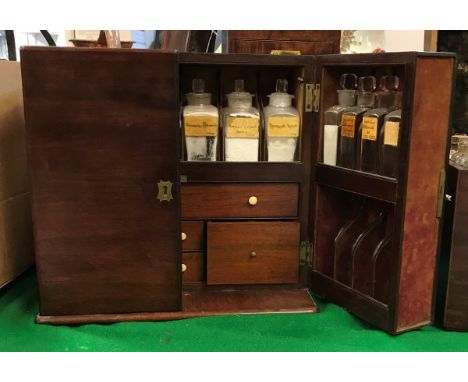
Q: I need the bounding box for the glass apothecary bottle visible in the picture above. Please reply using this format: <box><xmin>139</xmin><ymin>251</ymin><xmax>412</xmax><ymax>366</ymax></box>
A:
<box><xmin>338</xmin><ymin>76</ymin><xmax>376</xmax><ymax>169</ymax></box>
<box><xmin>360</xmin><ymin>75</ymin><xmax>399</xmax><ymax>173</ymax></box>
<box><xmin>182</xmin><ymin>79</ymin><xmax>219</xmax><ymax>161</ymax></box>
<box><xmin>379</xmin><ymin>83</ymin><xmax>403</xmax><ymax>178</ymax></box>
<box><xmin>223</xmin><ymin>79</ymin><xmax>260</xmax><ymax>162</ymax></box>
<box><xmin>264</xmin><ymin>79</ymin><xmax>300</xmax><ymax>162</ymax></box>
<box><xmin>323</xmin><ymin>73</ymin><xmax>357</xmax><ymax>166</ymax></box>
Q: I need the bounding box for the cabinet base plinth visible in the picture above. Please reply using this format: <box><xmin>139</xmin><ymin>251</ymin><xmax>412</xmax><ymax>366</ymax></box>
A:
<box><xmin>36</xmin><ymin>288</ymin><xmax>318</xmax><ymax>325</ymax></box>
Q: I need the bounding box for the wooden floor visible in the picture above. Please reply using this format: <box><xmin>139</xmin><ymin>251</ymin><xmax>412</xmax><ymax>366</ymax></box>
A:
<box><xmin>36</xmin><ymin>288</ymin><xmax>318</xmax><ymax>325</ymax></box>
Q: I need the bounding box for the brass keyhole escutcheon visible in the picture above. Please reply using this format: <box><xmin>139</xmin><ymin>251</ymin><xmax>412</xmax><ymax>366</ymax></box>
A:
<box><xmin>157</xmin><ymin>180</ymin><xmax>173</xmax><ymax>202</ymax></box>
<box><xmin>250</xmin><ymin>251</ymin><xmax>257</xmax><ymax>258</ymax></box>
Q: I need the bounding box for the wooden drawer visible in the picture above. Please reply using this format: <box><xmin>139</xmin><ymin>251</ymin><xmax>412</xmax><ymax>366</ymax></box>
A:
<box><xmin>182</xmin><ymin>252</ymin><xmax>204</xmax><ymax>283</ymax></box>
<box><xmin>181</xmin><ymin>221</ymin><xmax>204</xmax><ymax>251</ymax></box>
<box><xmin>181</xmin><ymin>183</ymin><xmax>298</xmax><ymax>218</ymax></box>
<box><xmin>207</xmin><ymin>221</ymin><xmax>300</xmax><ymax>285</ymax></box>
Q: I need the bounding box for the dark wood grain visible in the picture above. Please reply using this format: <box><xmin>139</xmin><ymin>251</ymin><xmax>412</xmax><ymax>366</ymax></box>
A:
<box><xmin>181</xmin><ymin>183</ymin><xmax>299</xmax><ymax>218</ymax></box>
<box><xmin>182</xmin><ymin>251</ymin><xmax>204</xmax><ymax>283</ymax></box>
<box><xmin>315</xmin><ymin>163</ymin><xmax>397</xmax><ymax>203</ymax></box>
<box><xmin>207</xmin><ymin>221</ymin><xmax>299</xmax><ymax>285</ymax></box>
<box><xmin>21</xmin><ymin>47</ymin><xmax>182</xmax><ymax>316</ymax></box>
<box><xmin>310</xmin><ymin>270</ymin><xmax>391</xmax><ymax>332</ymax></box>
<box><xmin>228</xmin><ymin>31</ymin><xmax>341</xmax><ymax>55</ymax></box>
<box><xmin>181</xmin><ymin>221</ymin><xmax>204</xmax><ymax>251</ymax></box>
<box><xmin>437</xmin><ymin>165</ymin><xmax>468</xmax><ymax>330</ymax></box>
<box><xmin>36</xmin><ymin>288</ymin><xmax>317</xmax><ymax>325</ymax></box>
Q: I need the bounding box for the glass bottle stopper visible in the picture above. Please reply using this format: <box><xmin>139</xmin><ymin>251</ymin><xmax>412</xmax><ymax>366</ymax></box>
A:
<box><xmin>276</xmin><ymin>78</ymin><xmax>289</xmax><ymax>93</ymax></box>
<box><xmin>192</xmin><ymin>78</ymin><xmax>205</xmax><ymax>93</ymax></box>
<box><xmin>340</xmin><ymin>73</ymin><xmax>358</xmax><ymax>90</ymax></box>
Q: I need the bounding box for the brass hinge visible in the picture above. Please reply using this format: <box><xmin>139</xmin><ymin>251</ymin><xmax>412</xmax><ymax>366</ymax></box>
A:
<box><xmin>305</xmin><ymin>83</ymin><xmax>320</xmax><ymax>113</ymax></box>
<box><xmin>436</xmin><ymin>168</ymin><xmax>446</xmax><ymax>219</ymax></box>
<box><xmin>305</xmin><ymin>83</ymin><xmax>314</xmax><ymax>112</ymax></box>
<box><xmin>313</xmin><ymin>83</ymin><xmax>320</xmax><ymax>112</ymax></box>
<box><xmin>300</xmin><ymin>240</ymin><xmax>313</xmax><ymax>265</ymax></box>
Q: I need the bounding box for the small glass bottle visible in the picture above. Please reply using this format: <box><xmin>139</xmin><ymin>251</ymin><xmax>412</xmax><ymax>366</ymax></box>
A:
<box><xmin>338</xmin><ymin>76</ymin><xmax>376</xmax><ymax>169</ymax></box>
<box><xmin>323</xmin><ymin>73</ymin><xmax>357</xmax><ymax>166</ymax></box>
<box><xmin>264</xmin><ymin>79</ymin><xmax>300</xmax><ymax>162</ymax></box>
<box><xmin>182</xmin><ymin>79</ymin><xmax>219</xmax><ymax>161</ymax></box>
<box><xmin>379</xmin><ymin>82</ymin><xmax>403</xmax><ymax>178</ymax></box>
<box><xmin>360</xmin><ymin>75</ymin><xmax>399</xmax><ymax>173</ymax></box>
<box><xmin>223</xmin><ymin>79</ymin><xmax>260</xmax><ymax>162</ymax></box>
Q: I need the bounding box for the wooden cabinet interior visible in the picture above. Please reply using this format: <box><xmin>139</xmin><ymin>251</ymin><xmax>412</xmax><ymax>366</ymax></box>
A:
<box><xmin>20</xmin><ymin>48</ymin><xmax>454</xmax><ymax>334</ymax></box>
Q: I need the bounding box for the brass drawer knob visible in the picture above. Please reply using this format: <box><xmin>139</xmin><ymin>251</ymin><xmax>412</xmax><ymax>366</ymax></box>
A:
<box><xmin>250</xmin><ymin>251</ymin><xmax>257</xmax><ymax>258</ymax></box>
<box><xmin>181</xmin><ymin>232</ymin><xmax>187</xmax><ymax>241</ymax></box>
<box><xmin>248</xmin><ymin>196</ymin><xmax>258</xmax><ymax>206</ymax></box>
<box><xmin>181</xmin><ymin>263</ymin><xmax>187</xmax><ymax>272</ymax></box>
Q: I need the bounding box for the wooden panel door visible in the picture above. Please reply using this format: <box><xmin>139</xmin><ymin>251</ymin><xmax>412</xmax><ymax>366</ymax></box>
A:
<box><xmin>310</xmin><ymin>52</ymin><xmax>455</xmax><ymax>334</ymax></box>
<box><xmin>21</xmin><ymin>47</ymin><xmax>182</xmax><ymax>317</ymax></box>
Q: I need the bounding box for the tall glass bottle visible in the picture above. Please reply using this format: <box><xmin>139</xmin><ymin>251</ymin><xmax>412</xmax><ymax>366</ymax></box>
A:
<box><xmin>182</xmin><ymin>79</ymin><xmax>219</xmax><ymax>161</ymax></box>
<box><xmin>264</xmin><ymin>79</ymin><xmax>300</xmax><ymax>162</ymax></box>
<box><xmin>323</xmin><ymin>73</ymin><xmax>357</xmax><ymax>166</ymax></box>
<box><xmin>223</xmin><ymin>79</ymin><xmax>260</xmax><ymax>162</ymax></box>
<box><xmin>338</xmin><ymin>76</ymin><xmax>376</xmax><ymax>169</ymax></box>
<box><xmin>360</xmin><ymin>75</ymin><xmax>399</xmax><ymax>173</ymax></box>
<box><xmin>379</xmin><ymin>82</ymin><xmax>403</xmax><ymax>178</ymax></box>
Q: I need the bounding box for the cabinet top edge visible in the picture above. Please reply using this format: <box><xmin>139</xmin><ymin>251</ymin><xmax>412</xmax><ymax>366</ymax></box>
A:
<box><xmin>178</xmin><ymin>52</ymin><xmax>315</xmax><ymax>66</ymax></box>
<box><xmin>18</xmin><ymin>47</ymin><xmax>456</xmax><ymax>66</ymax></box>
<box><xmin>319</xmin><ymin>51</ymin><xmax>456</xmax><ymax>65</ymax></box>
<box><xmin>19</xmin><ymin>46</ymin><xmax>178</xmax><ymax>56</ymax></box>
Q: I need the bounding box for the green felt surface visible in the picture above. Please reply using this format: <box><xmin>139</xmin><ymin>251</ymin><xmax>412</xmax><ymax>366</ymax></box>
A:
<box><xmin>1</xmin><ymin>269</ymin><xmax>468</xmax><ymax>351</ymax></box>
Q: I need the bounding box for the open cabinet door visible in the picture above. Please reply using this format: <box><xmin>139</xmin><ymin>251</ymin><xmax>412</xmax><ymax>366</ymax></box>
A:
<box><xmin>309</xmin><ymin>52</ymin><xmax>454</xmax><ymax>334</ymax></box>
<box><xmin>21</xmin><ymin>47</ymin><xmax>182</xmax><ymax>320</ymax></box>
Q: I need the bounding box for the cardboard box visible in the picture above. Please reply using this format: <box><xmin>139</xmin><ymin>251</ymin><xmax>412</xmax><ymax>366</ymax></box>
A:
<box><xmin>0</xmin><ymin>61</ymin><xmax>34</xmax><ymax>288</ymax></box>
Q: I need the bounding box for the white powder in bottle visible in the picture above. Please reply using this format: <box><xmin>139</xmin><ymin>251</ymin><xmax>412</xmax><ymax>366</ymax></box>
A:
<box><xmin>182</xmin><ymin>79</ymin><xmax>219</xmax><ymax>161</ymax></box>
<box><xmin>267</xmin><ymin>137</ymin><xmax>297</xmax><ymax>161</ymax></box>
<box><xmin>183</xmin><ymin>108</ymin><xmax>218</xmax><ymax>161</ymax></box>
<box><xmin>223</xmin><ymin>80</ymin><xmax>260</xmax><ymax>162</ymax></box>
<box><xmin>323</xmin><ymin>124</ymin><xmax>339</xmax><ymax>165</ymax></box>
<box><xmin>263</xmin><ymin>79</ymin><xmax>300</xmax><ymax>162</ymax></box>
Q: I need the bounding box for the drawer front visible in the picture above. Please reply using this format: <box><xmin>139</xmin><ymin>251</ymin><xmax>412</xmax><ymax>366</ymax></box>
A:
<box><xmin>181</xmin><ymin>221</ymin><xmax>204</xmax><ymax>251</ymax></box>
<box><xmin>182</xmin><ymin>252</ymin><xmax>204</xmax><ymax>283</ymax></box>
<box><xmin>181</xmin><ymin>183</ymin><xmax>298</xmax><ymax>218</ymax></box>
<box><xmin>207</xmin><ymin>221</ymin><xmax>300</xmax><ymax>285</ymax></box>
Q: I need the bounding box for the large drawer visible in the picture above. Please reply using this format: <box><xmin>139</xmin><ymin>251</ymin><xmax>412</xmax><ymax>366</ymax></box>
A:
<box><xmin>181</xmin><ymin>221</ymin><xmax>204</xmax><ymax>251</ymax></box>
<box><xmin>181</xmin><ymin>183</ymin><xmax>299</xmax><ymax>218</ymax></box>
<box><xmin>206</xmin><ymin>221</ymin><xmax>300</xmax><ymax>285</ymax></box>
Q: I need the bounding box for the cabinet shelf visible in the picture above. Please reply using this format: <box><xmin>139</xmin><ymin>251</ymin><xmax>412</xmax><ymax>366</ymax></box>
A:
<box><xmin>315</xmin><ymin>163</ymin><xmax>398</xmax><ymax>203</ymax></box>
<box><xmin>180</xmin><ymin>161</ymin><xmax>305</xmax><ymax>182</ymax></box>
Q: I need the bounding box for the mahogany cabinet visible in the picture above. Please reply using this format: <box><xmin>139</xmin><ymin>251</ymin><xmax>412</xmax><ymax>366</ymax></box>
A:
<box><xmin>436</xmin><ymin>164</ymin><xmax>468</xmax><ymax>330</ymax></box>
<box><xmin>20</xmin><ymin>47</ymin><xmax>454</xmax><ymax>334</ymax></box>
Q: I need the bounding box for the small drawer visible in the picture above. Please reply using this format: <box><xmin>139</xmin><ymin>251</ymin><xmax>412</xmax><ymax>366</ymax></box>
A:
<box><xmin>182</xmin><ymin>252</ymin><xmax>204</xmax><ymax>283</ymax></box>
<box><xmin>181</xmin><ymin>221</ymin><xmax>204</xmax><ymax>251</ymax></box>
<box><xmin>181</xmin><ymin>183</ymin><xmax>298</xmax><ymax>218</ymax></box>
<box><xmin>207</xmin><ymin>221</ymin><xmax>300</xmax><ymax>285</ymax></box>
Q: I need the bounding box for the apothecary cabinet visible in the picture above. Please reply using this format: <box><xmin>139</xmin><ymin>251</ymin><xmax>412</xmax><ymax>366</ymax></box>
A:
<box><xmin>20</xmin><ymin>47</ymin><xmax>454</xmax><ymax>334</ymax></box>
